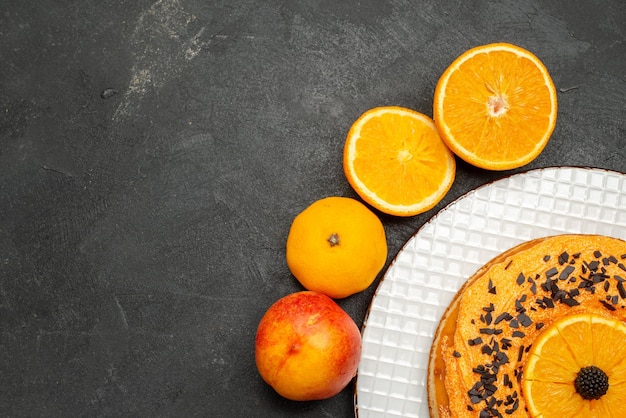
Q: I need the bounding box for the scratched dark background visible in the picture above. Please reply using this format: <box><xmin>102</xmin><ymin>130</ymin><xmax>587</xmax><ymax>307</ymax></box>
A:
<box><xmin>1</xmin><ymin>0</ymin><xmax>625</xmax><ymax>417</ymax></box>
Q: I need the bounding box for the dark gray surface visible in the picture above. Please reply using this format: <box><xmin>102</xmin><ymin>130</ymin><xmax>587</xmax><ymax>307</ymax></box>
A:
<box><xmin>1</xmin><ymin>0</ymin><xmax>624</xmax><ymax>416</ymax></box>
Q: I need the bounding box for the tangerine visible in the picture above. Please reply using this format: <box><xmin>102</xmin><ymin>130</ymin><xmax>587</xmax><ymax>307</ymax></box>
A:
<box><xmin>286</xmin><ymin>196</ymin><xmax>387</xmax><ymax>299</ymax></box>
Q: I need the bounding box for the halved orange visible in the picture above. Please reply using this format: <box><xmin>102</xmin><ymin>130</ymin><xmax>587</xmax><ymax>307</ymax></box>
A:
<box><xmin>343</xmin><ymin>106</ymin><xmax>456</xmax><ymax>217</ymax></box>
<box><xmin>434</xmin><ymin>43</ymin><xmax>558</xmax><ymax>170</ymax></box>
<box><xmin>522</xmin><ymin>313</ymin><xmax>626</xmax><ymax>417</ymax></box>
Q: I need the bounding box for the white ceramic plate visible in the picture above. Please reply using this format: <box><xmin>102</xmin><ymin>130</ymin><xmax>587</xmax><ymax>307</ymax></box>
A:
<box><xmin>355</xmin><ymin>166</ymin><xmax>626</xmax><ymax>417</ymax></box>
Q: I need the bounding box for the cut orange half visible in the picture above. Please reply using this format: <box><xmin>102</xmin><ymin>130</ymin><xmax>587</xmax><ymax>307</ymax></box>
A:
<box><xmin>343</xmin><ymin>106</ymin><xmax>456</xmax><ymax>217</ymax></box>
<box><xmin>522</xmin><ymin>313</ymin><xmax>626</xmax><ymax>417</ymax></box>
<box><xmin>434</xmin><ymin>43</ymin><xmax>558</xmax><ymax>170</ymax></box>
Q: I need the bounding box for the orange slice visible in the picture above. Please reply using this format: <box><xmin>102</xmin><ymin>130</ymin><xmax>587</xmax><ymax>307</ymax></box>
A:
<box><xmin>434</xmin><ymin>43</ymin><xmax>558</xmax><ymax>170</ymax></box>
<box><xmin>522</xmin><ymin>313</ymin><xmax>626</xmax><ymax>418</ymax></box>
<box><xmin>343</xmin><ymin>106</ymin><xmax>456</xmax><ymax>217</ymax></box>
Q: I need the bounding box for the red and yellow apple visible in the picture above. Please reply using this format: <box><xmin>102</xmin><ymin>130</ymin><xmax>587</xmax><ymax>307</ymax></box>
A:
<box><xmin>255</xmin><ymin>291</ymin><xmax>362</xmax><ymax>401</ymax></box>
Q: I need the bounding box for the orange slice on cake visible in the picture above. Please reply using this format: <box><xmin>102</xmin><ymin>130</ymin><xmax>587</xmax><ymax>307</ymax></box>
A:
<box><xmin>523</xmin><ymin>313</ymin><xmax>626</xmax><ymax>417</ymax></box>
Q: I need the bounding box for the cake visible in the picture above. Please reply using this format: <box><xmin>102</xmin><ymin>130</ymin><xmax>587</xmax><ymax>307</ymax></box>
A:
<box><xmin>427</xmin><ymin>234</ymin><xmax>626</xmax><ymax>417</ymax></box>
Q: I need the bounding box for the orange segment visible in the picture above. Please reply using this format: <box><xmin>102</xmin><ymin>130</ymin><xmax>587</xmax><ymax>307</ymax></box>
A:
<box><xmin>523</xmin><ymin>379</ymin><xmax>585</xmax><ymax>417</ymax></box>
<box><xmin>523</xmin><ymin>313</ymin><xmax>626</xmax><ymax>418</ymax></box>
<box><xmin>434</xmin><ymin>43</ymin><xmax>557</xmax><ymax>170</ymax></box>
<box><xmin>591</xmin><ymin>315</ymin><xmax>626</xmax><ymax>373</ymax></box>
<box><xmin>343</xmin><ymin>106</ymin><xmax>456</xmax><ymax>217</ymax></box>
<box><xmin>556</xmin><ymin>313</ymin><xmax>593</xmax><ymax>367</ymax></box>
<box><xmin>525</xmin><ymin>354</ymin><xmax>577</xmax><ymax>384</ymax></box>
<box><xmin>603</xmin><ymin>382</ymin><xmax>626</xmax><ymax>416</ymax></box>
<box><xmin>607</xmin><ymin>360</ymin><xmax>626</xmax><ymax>385</ymax></box>
<box><xmin>528</xmin><ymin>320</ymin><xmax>578</xmax><ymax>379</ymax></box>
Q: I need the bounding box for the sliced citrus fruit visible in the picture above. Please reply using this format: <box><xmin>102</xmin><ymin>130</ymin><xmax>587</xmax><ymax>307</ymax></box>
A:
<box><xmin>522</xmin><ymin>313</ymin><xmax>626</xmax><ymax>418</ymax></box>
<box><xmin>434</xmin><ymin>43</ymin><xmax>558</xmax><ymax>170</ymax></box>
<box><xmin>343</xmin><ymin>106</ymin><xmax>456</xmax><ymax>217</ymax></box>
